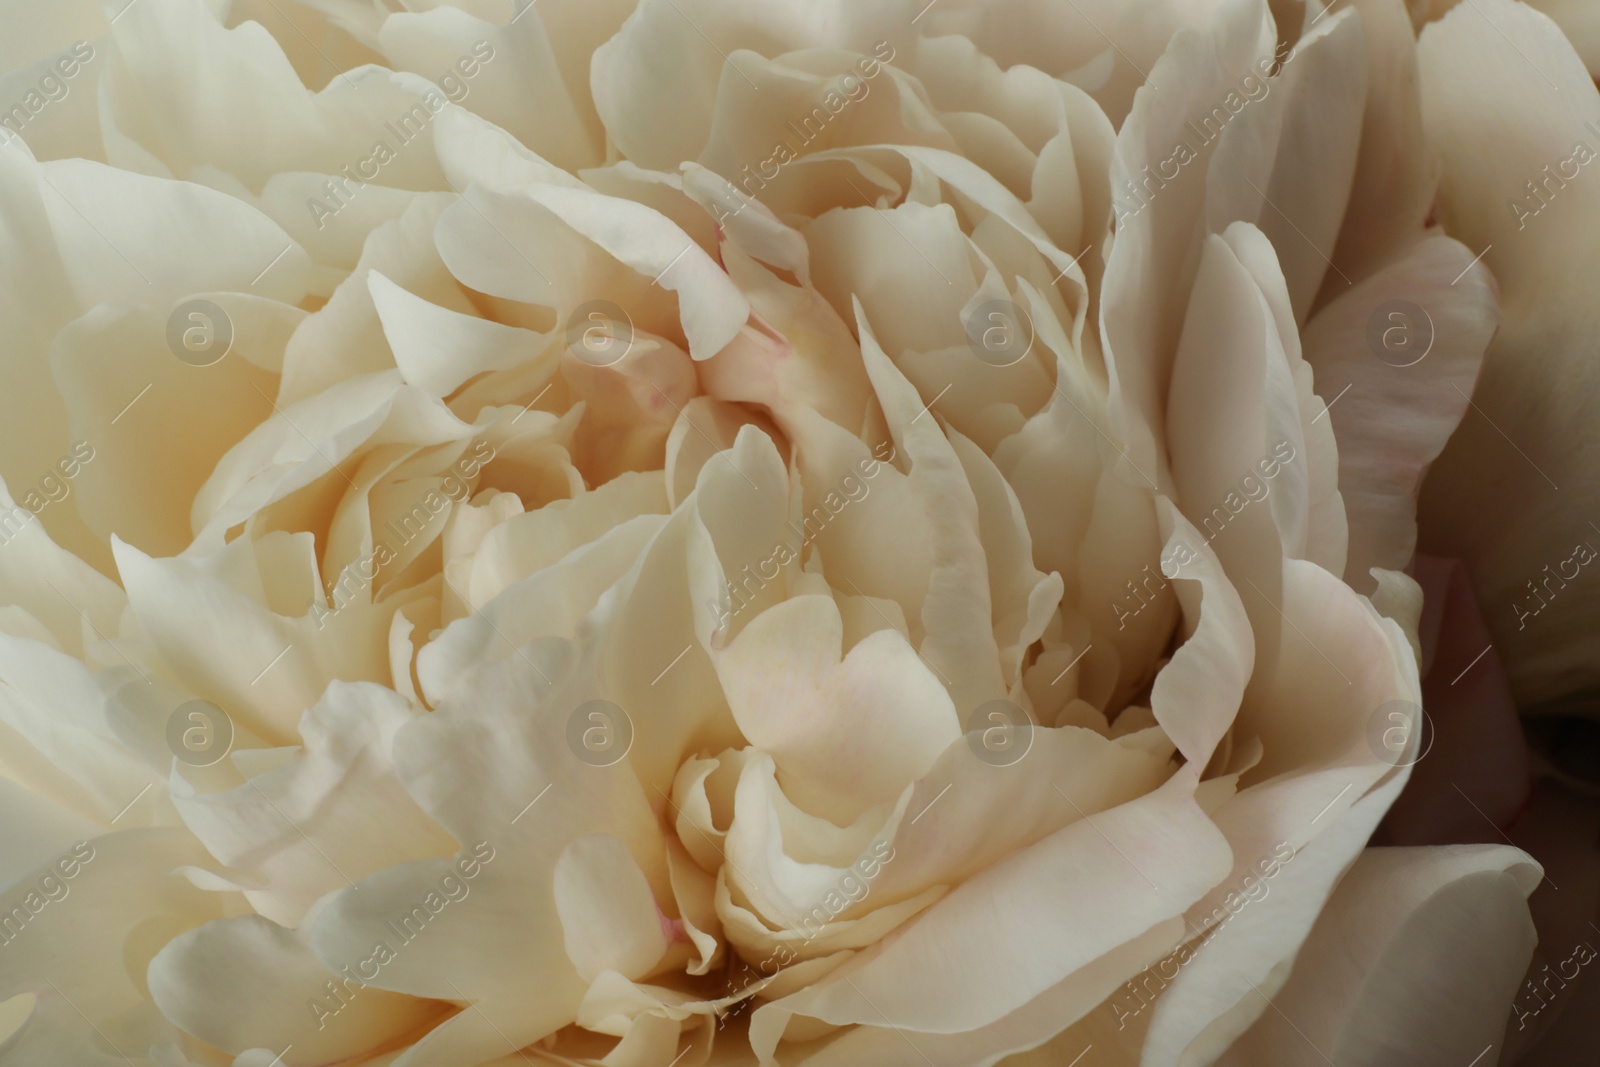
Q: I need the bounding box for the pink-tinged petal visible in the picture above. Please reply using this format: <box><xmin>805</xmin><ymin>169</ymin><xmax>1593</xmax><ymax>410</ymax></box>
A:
<box><xmin>698</xmin><ymin>245</ymin><xmax>875</xmax><ymax>469</ymax></box>
<box><xmin>712</xmin><ymin>594</ymin><xmax>959</xmax><ymax>825</ymax></box>
<box><xmin>1302</xmin><ymin>235</ymin><xmax>1497</xmax><ymax>595</ymax></box>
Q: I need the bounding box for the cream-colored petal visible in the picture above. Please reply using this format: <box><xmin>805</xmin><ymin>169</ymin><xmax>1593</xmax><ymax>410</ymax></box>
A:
<box><xmin>379</xmin><ymin>6</ymin><xmax>599</xmax><ymax>173</ymax></box>
<box><xmin>369</xmin><ymin>270</ymin><xmax>551</xmax><ymax>398</ymax></box>
<box><xmin>0</xmin><ymin>830</ymin><xmax>224</xmax><ymax>1062</ymax></box>
<box><xmin>50</xmin><ymin>302</ymin><xmax>285</xmax><ymax>558</ymax></box>
<box><xmin>714</xmin><ymin>594</ymin><xmax>959</xmax><ymax>825</ymax></box>
<box><xmin>1323</xmin><ymin>0</ymin><xmax>1438</xmax><ymax>286</ymax></box>
<box><xmin>1150</xmin><ymin>502</ymin><xmax>1253</xmax><ymax>768</ymax></box>
<box><xmin>1141</xmin><ymin>763</ymin><xmax>1408</xmax><ymax>1064</ymax></box>
<box><xmin>856</xmin><ymin>303</ymin><xmax>1007</xmax><ymax>717</ymax></box>
<box><xmin>590</xmin><ymin>0</ymin><xmax>915</xmax><ymax>171</ymax></box>
<box><xmin>1101</xmin><ymin>0</ymin><xmax>1275</xmax><ymax>481</ymax></box>
<box><xmin>1218</xmin><ymin>845</ymin><xmax>1540</xmax><ymax>1067</ymax></box>
<box><xmin>148</xmin><ymin>914</ymin><xmax>442</xmax><ymax>1064</ymax></box>
<box><xmin>751</xmin><ymin>773</ymin><xmax>1231</xmax><ymax>1041</ymax></box>
<box><xmin>113</xmin><ymin>533</ymin><xmax>398</xmax><ymax>745</ymax></box>
<box><xmin>1202</xmin><ymin>8</ymin><xmax>1366</xmax><ymax>323</ymax></box>
<box><xmin>553</xmin><ymin>834</ymin><xmax>671</xmax><ymax>984</ymax></box>
<box><xmin>1415</xmin><ymin>0</ymin><xmax>1600</xmax><ymax>705</ymax></box>
<box><xmin>170</xmin><ymin>680</ymin><xmax>456</xmax><ymax>926</ymax></box>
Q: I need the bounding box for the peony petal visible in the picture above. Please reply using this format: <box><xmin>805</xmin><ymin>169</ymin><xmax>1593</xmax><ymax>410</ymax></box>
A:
<box><xmin>553</xmin><ymin>833</ymin><xmax>671</xmax><ymax>983</ymax></box>
<box><xmin>751</xmin><ymin>772</ymin><xmax>1231</xmax><ymax>1040</ymax></box>
<box><xmin>1415</xmin><ymin>0</ymin><xmax>1600</xmax><ymax>705</ymax></box>
<box><xmin>147</xmin><ymin>914</ymin><xmax>443</xmax><ymax>1064</ymax></box>
<box><xmin>1218</xmin><ymin>844</ymin><xmax>1540</xmax><ymax>1067</ymax></box>
<box><xmin>0</xmin><ymin>830</ymin><xmax>223</xmax><ymax>1063</ymax></box>
<box><xmin>714</xmin><ymin>595</ymin><xmax>959</xmax><ymax>824</ymax></box>
<box><xmin>1100</xmin><ymin>0</ymin><xmax>1275</xmax><ymax>482</ymax></box>
<box><xmin>1141</xmin><ymin>763</ymin><xmax>1408</xmax><ymax>1064</ymax></box>
<box><xmin>169</xmin><ymin>680</ymin><xmax>457</xmax><ymax>926</ymax></box>
<box><xmin>1302</xmin><ymin>235</ymin><xmax>1496</xmax><ymax>594</ymax></box>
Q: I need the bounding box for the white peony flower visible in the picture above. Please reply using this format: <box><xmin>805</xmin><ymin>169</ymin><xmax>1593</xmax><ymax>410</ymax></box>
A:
<box><xmin>0</xmin><ymin>0</ymin><xmax>1568</xmax><ymax>1065</ymax></box>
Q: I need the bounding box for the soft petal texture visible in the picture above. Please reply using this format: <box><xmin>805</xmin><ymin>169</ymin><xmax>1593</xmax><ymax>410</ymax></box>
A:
<box><xmin>1218</xmin><ymin>845</ymin><xmax>1541</xmax><ymax>1067</ymax></box>
<box><xmin>0</xmin><ymin>0</ymin><xmax>1550</xmax><ymax>1063</ymax></box>
<box><xmin>1416</xmin><ymin>0</ymin><xmax>1600</xmax><ymax>706</ymax></box>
